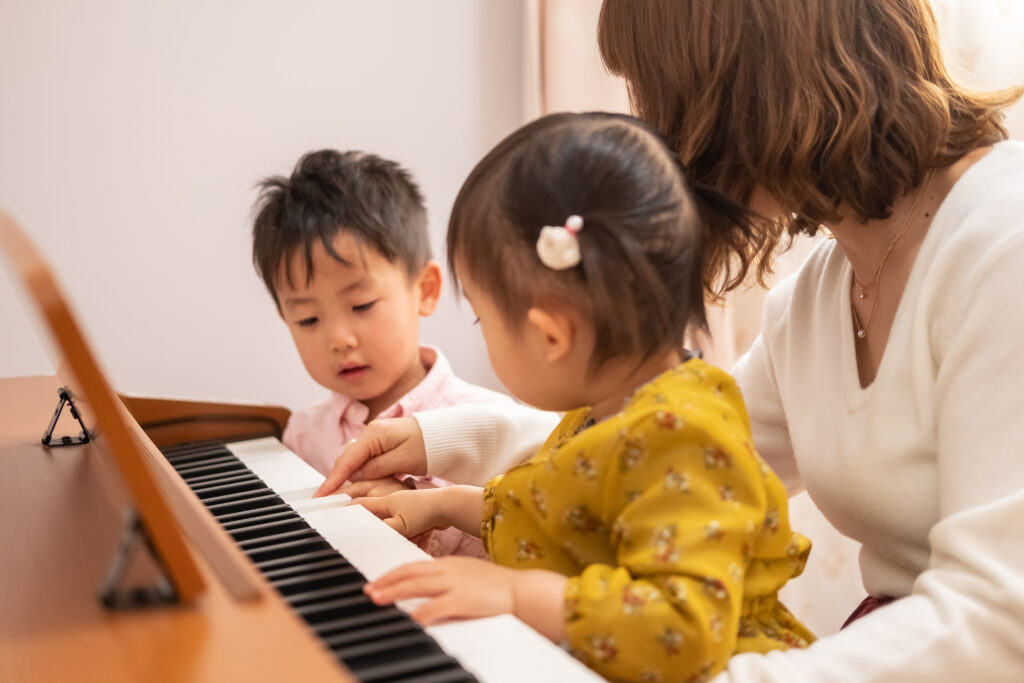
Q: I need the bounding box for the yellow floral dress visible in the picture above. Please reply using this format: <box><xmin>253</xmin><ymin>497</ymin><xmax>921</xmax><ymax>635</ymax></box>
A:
<box><xmin>482</xmin><ymin>359</ymin><xmax>813</xmax><ymax>683</ymax></box>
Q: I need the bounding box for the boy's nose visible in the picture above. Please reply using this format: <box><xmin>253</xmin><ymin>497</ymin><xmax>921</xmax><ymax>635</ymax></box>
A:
<box><xmin>330</xmin><ymin>326</ymin><xmax>358</xmax><ymax>352</ymax></box>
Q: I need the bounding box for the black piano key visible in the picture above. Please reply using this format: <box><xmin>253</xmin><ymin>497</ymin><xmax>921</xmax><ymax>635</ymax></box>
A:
<box><xmin>297</xmin><ymin>593</ymin><xmax>381</xmax><ymax>622</ymax></box>
<box><xmin>205</xmin><ymin>492</ymin><xmax>282</xmax><ymax>515</ymax></box>
<box><xmin>254</xmin><ymin>548</ymin><xmax>339</xmax><ymax>572</ymax></box>
<box><xmin>173</xmin><ymin>455</ymin><xmax>243</xmax><ymax>475</ymax></box>
<box><xmin>336</xmin><ymin>631</ymin><xmax>438</xmax><ymax>664</ymax></box>
<box><xmin>281</xmin><ymin>581</ymin><xmax>366</xmax><ymax>606</ymax></box>
<box><xmin>237</xmin><ymin>528</ymin><xmax>321</xmax><ymax>551</ymax></box>
<box><xmin>312</xmin><ymin>605</ymin><xmax>407</xmax><ymax>638</ymax></box>
<box><xmin>239</xmin><ymin>532</ymin><xmax>323</xmax><ymax>557</ymax></box>
<box><xmin>218</xmin><ymin>503</ymin><xmax>294</xmax><ymax>525</ymax></box>
<box><xmin>195</xmin><ymin>485</ymin><xmax>273</xmax><ymax>506</ymax></box>
<box><xmin>163</xmin><ymin>442</ymin><xmax>235</xmax><ymax>459</ymax></box>
<box><xmin>351</xmin><ymin>652</ymin><xmax>465</xmax><ymax>683</ymax></box>
<box><xmin>228</xmin><ymin>519</ymin><xmax>310</xmax><ymax>543</ymax></box>
<box><xmin>263</xmin><ymin>556</ymin><xmax>352</xmax><ymax>581</ymax></box>
<box><xmin>246</xmin><ymin>537</ymin><xmax>334</xmax><ymax>564</ymax></box>
<box><xmin>188</xmin><ymin>475</ymin><xmax>261</xmax><ymax>493</ymax></box>
<box><xmin>188</xmin><ymin>475</ymin><xmax>263</xmax><ymax>495</ymax></box>
<box><xmin>387</xmin><ymin>670</ymin><xmax>477</xmax><ymax>683</ymax></box>
<box><xmin>322</xmin><ymin>618</ymin><xmax>420</xmax><ymax>649</ymax></box>
<box><xmin>162</xmin><ymin>440</ymin><xmax>477</xmax><ymax>682</ymax></box>
<box><xmin>270</xmin><ymin>565</ymin><xmax>362</xmax><ymax>592</ymax></box>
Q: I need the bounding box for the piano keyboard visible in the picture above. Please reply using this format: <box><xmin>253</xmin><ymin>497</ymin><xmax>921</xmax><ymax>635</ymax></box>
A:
<box><xmin>162</xmin><ymin>436</ymin><xmax>602</xmax><ymax>683</ymax></box>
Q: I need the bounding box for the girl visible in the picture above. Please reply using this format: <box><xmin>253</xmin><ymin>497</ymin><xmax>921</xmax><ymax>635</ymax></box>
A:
<box><xmin>352</xmin><ymin>112</ymin><xmax>813</xmax><ymax>682</ymax></box>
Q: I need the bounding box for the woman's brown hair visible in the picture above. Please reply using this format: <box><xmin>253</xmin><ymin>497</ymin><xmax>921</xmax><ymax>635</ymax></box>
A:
<box><xmin>599</xmin><ymin>0</ymin><xmax>1022</xmax><ymax>294</ymax></box>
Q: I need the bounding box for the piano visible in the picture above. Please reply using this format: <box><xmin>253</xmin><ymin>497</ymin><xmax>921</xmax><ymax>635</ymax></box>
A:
<box><xmin>0</xmin><ymin>211</ymin><xmax>601</xmax><ymax>682</ymax></box>
<box><xmin>1</xmin><ymin>380</ymin><xmax>600</xmax><ymax>681</ymax></box>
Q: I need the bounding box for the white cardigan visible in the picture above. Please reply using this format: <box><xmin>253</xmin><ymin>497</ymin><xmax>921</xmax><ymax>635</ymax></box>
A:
<box><xmin>413</xmin><ymin>141</ymin><xmax>1024</xmax><ymax>681</ymax></box>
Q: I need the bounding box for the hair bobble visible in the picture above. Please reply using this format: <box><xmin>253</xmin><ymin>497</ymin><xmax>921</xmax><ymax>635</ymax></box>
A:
<box><xmin>536</xmin><ymin>214</ymin><xmax>584</xmax><ymax>270</ymax></box>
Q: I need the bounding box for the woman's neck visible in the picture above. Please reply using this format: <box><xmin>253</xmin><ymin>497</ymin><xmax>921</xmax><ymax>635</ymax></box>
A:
<box><xmin>587</xmin><ymin>348</ymin><xmax>683</xmax><ymax>422</ymax></box>
<box><xmin>828</xmin><ymin>147</ymin><xmax>992</xmax><ymax>278</ymax></box>
<box><xmin>827</xmin><ymin>183</ymin><xmax>935</xmax><ymax>282</ymax></box>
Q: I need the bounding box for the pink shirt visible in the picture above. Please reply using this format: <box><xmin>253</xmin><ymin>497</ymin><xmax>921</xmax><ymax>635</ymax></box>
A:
<box><xmin>283</xmin><ymin>345</ymin><xmax>512</xmax><ymax>475</ymax></box>
<box><xmin>283</xmin><ymin>346</ymin><xmax>512</xmax><ymax>559</ymax></box>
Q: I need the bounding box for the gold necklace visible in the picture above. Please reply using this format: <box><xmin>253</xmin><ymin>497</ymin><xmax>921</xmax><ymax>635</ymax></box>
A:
<box><xmin>851</xmin><ymin>170</ymin><xmax>934</xmax><ymax>340</ymax></box>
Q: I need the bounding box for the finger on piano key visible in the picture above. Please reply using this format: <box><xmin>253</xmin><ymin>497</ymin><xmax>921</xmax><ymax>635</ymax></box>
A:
<box><xmin>222</xmin><ymin>437</ymin><xmax>603</xmax><ymax>682</ymax></box>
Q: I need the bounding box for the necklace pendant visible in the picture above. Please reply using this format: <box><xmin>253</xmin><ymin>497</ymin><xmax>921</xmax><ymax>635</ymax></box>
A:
<box><xmin>856</xmin><ymin>329</ymin><xmax>866</xmax><ymax>339</ymax></box>
<box><xmin>859</xmin><ymin>291</ymin><xmax>866</xmax><ymax>299</ymax></box>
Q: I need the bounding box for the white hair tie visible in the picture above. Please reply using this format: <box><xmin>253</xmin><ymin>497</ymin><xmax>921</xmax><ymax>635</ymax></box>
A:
<box><xmin>536</xmin><ymin>215</ymin><xmax>584</xmax><ymax>270</ymax></box>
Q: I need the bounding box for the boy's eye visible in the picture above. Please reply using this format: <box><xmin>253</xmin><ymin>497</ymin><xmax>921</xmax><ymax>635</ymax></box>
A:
<box><xmin>297</xmin><ymin>316</ymin><xmax>319</xmax><ymax>328</ymax></box>
<box><xmin>353</xmin><ymin>300</ymin><xmax>377</xmax><ymax>313</ymax></box>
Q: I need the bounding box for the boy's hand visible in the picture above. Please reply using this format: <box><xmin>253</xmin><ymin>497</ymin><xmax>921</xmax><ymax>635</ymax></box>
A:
<box><xmin>314</xmin><ymin>417</ymin><xmax>428</xmax><ymax>497</ymax></box>
<box><xmin>340</xmin><ymin>476</ymin><xmax>414</xmax><ymax>498</ymax></box>
<box><xmin>349</xmin><ymin>488</ymin><xmax>446</xmax><ymax>538</ymax></box>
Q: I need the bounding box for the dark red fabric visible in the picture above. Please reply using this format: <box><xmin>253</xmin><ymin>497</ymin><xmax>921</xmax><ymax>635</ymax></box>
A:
<box><xmin>841</xmin><ymin>595</ymin><xmax>897</xmax><ymax>630</ymax></box>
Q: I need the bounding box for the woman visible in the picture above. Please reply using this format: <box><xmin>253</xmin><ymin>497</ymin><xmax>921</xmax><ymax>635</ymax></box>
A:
<box><xmin>318</xmin><ymin>1</ymin><xmax>1024</xmax><ymax>679</ymax></box>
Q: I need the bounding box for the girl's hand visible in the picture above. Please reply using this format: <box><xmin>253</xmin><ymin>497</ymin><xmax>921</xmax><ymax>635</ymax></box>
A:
<box><xmin>350</xmin><ymin>488</ymin><xmax>447</xmax><ymax>538</ymax></box>
<box><xmin>339</xmin><ymin>476</ymin><xmax>414</xmax><ymax>498</ymax></box>
<box><xmin>365</xmin><ymin>560</ymin><xmax>569</xmax><ymax>642</ymax></box>
<box><xmin>364</xmin><ymin>557</ymin><xmax>516</xmax><ymax>624</ymax></box>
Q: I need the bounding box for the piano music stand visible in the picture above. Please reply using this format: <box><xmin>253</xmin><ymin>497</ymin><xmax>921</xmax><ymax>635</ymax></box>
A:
<box><xmin>0</xmin><ymin>210</ymin><xmax>206</xmax><ymax>608</ymax></box>
<box><xmin>41</xmin><ymin>386</ymin><xmax>93</xmax><ymax>446</ymax></box>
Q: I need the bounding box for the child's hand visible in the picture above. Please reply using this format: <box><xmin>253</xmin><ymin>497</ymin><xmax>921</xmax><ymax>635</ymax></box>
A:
<box><xmin>315</xmin><ymin>417</ymin><xmax>428</xmax><ymax>497</ymax></box>
<box><xmin>350</xmin><ymin>488</ymin><xmax>447</xmax><ymax>538</ymax></box>
<box><xmin>340</xmin><ymin>476</ymin><xmax>414</xmax><ymax>498</ymax></box>
<box><xmin>364</xmin><ymin>557</ymin><xmax>516</xmax><ymax>625</ymax></box>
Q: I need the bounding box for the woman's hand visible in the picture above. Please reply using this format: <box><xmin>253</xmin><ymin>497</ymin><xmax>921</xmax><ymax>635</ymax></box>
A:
<box><xmin>364</xmin><ymin>559</ymin><xmax>568</xmax><ymax>641</ymax></box>
<box><xmin>315</xmin><ymin>417</ymin><xmax>428</xmax><ymax>497</ymax></box>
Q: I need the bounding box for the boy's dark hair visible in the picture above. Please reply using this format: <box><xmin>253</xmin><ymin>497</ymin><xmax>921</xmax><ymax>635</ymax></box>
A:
<box><xmin>252</xmin><ymin>149</ymin><xmax>430</xmax><ymax>305</ymax></box>
<box><xmin>448</xmin><ymin>112</ymin><xmax>747</xmax><ymax>373</ymax></box>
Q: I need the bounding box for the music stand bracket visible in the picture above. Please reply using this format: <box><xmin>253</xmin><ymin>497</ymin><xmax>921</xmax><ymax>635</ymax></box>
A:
<box><xmin>98</xmin><ymin>509</ymin><xmax>180</xmax><ymax>609</ymax></box>
<box><xmin>41</xmin><ymin>386</ymin><xmax>92</xmax><ymax>446</ymax></box>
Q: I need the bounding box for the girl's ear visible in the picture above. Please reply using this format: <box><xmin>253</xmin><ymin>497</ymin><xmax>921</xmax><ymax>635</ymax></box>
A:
<box><xmin>414</xmin><ymin>261</ymin><xmax>443</xmax><ymax>316</ymax></box>
<box><xmin>525</xmin><ymin>306</ymin><xmax>575</xmax><ymax>363</ymax></box>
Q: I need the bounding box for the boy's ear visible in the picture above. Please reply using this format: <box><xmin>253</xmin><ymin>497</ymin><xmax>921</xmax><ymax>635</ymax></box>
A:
<box><xmin>525</xmin><ymin>306</ymin><xmax>575</xmax><ymax>363</ymax></box>
<box><xmin>414</xmin><ymin>260</ymin><xmax>443</xmax><ymax>316</ymax></box>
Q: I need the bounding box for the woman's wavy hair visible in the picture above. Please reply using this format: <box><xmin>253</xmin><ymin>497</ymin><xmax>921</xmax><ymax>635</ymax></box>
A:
<box><xmin>599</xmin><ymin>0</ymin><xmax>1022</xmax><ymax>294</ymax></box>
<box><xmin>447</xmin><ymin>112</ymin><xmax>748</xmax><ymax>373</ymax></box>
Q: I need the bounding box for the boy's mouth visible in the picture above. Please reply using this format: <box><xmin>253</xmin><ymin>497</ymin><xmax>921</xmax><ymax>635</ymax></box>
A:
<box><xmin>338</xmin><ymin>364</ymin><xmax>370</xmax><ymax>379</ymax></box>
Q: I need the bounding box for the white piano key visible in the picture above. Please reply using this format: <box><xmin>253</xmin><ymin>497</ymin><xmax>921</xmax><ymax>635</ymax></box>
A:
<box><xmin>227</xmin><ymin>438</ymin><xmax>603</xmax><ymax>683</ymax></box>
<box><xmin>427</xmin><ymin>616</ymin><xmax>602</xmax><ymax>683</ymax></box>
<box><xmin>228</xmin><ymin>437</ymin><xmax>325</xmax><ymax>498</ymax></box>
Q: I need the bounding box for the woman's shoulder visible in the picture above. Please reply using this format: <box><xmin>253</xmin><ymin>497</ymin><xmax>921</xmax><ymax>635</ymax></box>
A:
<box><xmin>921</xmin><ymin>142</ymin><xmax>1024</xmax><ymax>294</ymax></box>
<box><xmin>931</xmin><ymin>141</ymin><xmax>1024</xmax><ymax>243</ymax></box>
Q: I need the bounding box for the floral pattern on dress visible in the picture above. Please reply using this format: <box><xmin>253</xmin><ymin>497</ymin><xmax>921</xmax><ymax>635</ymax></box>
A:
<box><xmin>480</xmin><ymin>359</ymin><xmax>813</xmax><ymax>682</ymax></box>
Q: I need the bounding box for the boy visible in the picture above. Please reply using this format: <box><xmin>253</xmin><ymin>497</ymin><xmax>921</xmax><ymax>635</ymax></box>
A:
<box><xmin>251</xmin><ymin>149</ymin><xmax>511</xmax><ymax>556</ymax></box>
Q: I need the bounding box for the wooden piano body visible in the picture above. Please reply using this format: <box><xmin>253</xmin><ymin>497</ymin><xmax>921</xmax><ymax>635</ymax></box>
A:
<box><xmin>0</xmin><ymin>378</ymin><xmax>352</xmax><ymax>682</ymax></box>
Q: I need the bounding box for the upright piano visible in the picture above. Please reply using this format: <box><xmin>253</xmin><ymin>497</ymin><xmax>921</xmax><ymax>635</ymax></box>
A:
<box><xmin>0</xmin><ymin>211</ymin><xmax>600</xmax><ymax>682</ymax></box>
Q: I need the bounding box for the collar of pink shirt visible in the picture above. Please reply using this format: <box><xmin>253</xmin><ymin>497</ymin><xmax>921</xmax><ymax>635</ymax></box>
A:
<box><xmin>333</xmin><ymin>344</ymin><xmax>454</xmax><ymax>428</ymax></box>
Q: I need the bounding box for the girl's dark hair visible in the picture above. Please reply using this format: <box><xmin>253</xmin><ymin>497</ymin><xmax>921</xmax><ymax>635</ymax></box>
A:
<box><xmin>447</xmin><ymin>112</ymin><xmax>747</xmax><ymax>372</ymax></box>
<box><xmin>252</xmin><ymin>149</ymin><xmax>430</xmax><ymax>306</ymax></box>
<box><xmin>598</xmin><ymin>0</ymin><xmax>1022</xmax><ymax>294</ymax></box>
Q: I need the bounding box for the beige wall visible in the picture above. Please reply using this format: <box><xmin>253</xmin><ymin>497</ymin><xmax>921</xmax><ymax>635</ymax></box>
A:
<box><xmin>0</xmin><ymin>0</ymin><xmax>524</xmax><ymax>410</ymax></box>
